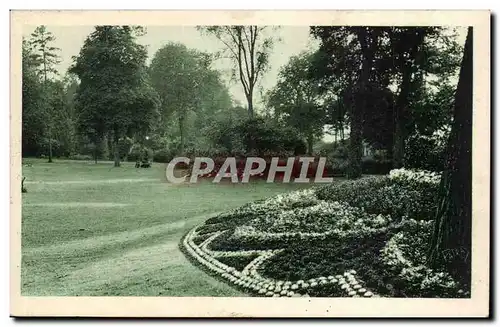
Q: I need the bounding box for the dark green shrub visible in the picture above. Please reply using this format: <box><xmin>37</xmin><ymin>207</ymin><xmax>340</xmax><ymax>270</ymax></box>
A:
<box><xmin>315</xmin><ymin>175</ymin><xmax>439</xmax><ymax>221</ymax></box>
<box><xmin>78</xmin><ymin>137</ymin><xmax>109</xmax><ymax>160</ymax></box>
<box><xmin>38</xmin><ymin>138</ymin><xmax>62</xmax><ymax>157</ymax></box>
<box><xmin>117</xmin><ymin>137</ymin><xmax>134</xmax><ymax>160</ymax></box>
<box><xmin>373</xmin><ymin>150</ymin><xmax>389</xmax><ymax>161</ymax></box>
<box><xmin>323</xmin><ymin>157</ymin><xmax>348</xmax><ymax>176</ymax></box>
<box><xmin>127</xmin><ymin>145</ymin><xmax>153</xmax><ymax>162</ymax></box>
<box><xmin>292</xmin><ymin>139</ymin><xmax>308</xmax><ymax>155</ymax></box>
<box><xmin>404</xmin><ymin>134</ymin><xmax>445</xmax><ymax>172</ymax></box>
<box><xmin>332</xmin><ymin>143</ymin><xmax>348</xmax><ymax>159</ymax></box>
<box><xmin>234</xmin><ymin>118</ymin><xmax>305</xmax><ymax>156</ymax></box>
<box><xmin>315</xmin><ymin>176</ymin><xmax>390</xmax><ymax>205</ymax></box>
<box><xmin>361</xmin><ymin>158</ymin><xmax>393</xmax><ymax>175</ymax></box>
<box><xmin>153</xmin><ymin>148</ymin><xmax>177</xmax><ymax>163</ymax></box>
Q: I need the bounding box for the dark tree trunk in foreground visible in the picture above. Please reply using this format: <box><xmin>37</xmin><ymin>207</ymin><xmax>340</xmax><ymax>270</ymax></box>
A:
<box><xmin>348</xmin><ymin>28</ymin><xmax>377</xmax><ymax>179</ymax></box>
<box><xmin>428</xmin><ymin>27</ymin><xmax>473</xmax><ymax>285</ymax></box>
<box><xmin>392</xmin><ymin>30</ymin><xmax>426</xmax><ymax>169</ymax></box>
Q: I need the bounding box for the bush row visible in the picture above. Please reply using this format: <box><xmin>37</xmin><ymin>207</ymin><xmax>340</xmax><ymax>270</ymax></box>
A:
<box><xmin>315</xmin><ymin>174</ymin><xmax>439</xmax><ymax>221</ymax></box>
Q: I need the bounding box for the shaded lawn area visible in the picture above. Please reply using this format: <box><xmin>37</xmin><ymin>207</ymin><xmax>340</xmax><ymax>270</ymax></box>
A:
<box><xmin>21</xmin><ymin>159</ymin><xmax>319</xmax><ymax>296</ymax></box>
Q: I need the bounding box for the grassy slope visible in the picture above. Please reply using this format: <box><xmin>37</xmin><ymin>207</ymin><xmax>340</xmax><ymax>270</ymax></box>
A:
<box><xmin>21</xmin><ymin>159</ymin><xmax>314</xmax><ymax>296</ymax></box>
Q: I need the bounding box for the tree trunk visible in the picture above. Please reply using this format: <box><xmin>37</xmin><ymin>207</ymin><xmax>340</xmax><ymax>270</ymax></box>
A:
<box><xmin>100</xmin><ymin>133</ymin><xmax>109</xmax><ymax>161</ymax></box>
<box><xmin>43</xmin><ymin>51</ymin><xmax>52</xmax><ymax>163</ymax></box>
<box><xmin>392</xmin><ymin>114</ymin><xmax>405</xmax><ymax>168</ymax></box>
<box><xmin>393</xmin><ymin>68</ymin><xmax>412</xmax><ymax>168</ymax></box>
<box><xmin>179</xmin><ymin>116</ymin><xmax>185</xmax><ymax>155</ymax></box>
<box><xmin>348</xmin><ymin>28</ymin><xmax>376</xmax><ymax>179</ymax></box>
<box><xmin>387</xmin><ymin>142</ymin><xmax>394</xmax><ymax>163</ymax></box>
<box><xmin>48</xmin><ymin>131</ymin><xmax>53</xmax><ymax>163</ymax></box>
<box><xmin>428</xmin><ymin>27</ymin><xmax>473</xmax><ymax>286</ymax></box>
<box><xmin>247</xmin><ymin>94</ymin><xmax>254</xmax><ymax>118</ymax></box>
<box><xmin>113</xmin><ymin>132</ymin><xmax>121</xmax><ymax>167</ymax></box>
<box><xmin>307</xmin><ymin>132</ymin><xmax>314</xmax><ymax>155</ymax></box>
<box><xmin>107</xmin><ymin>134</ymin><xmax>113</xmax><ymax>161</ymax></box>
<box><xmin>392</xmin><ymin>29</ymin><xmax>426</xmax><ymax>168</ymax></box>
<box><xmin>348</xmin><ymin>99</ymin><xmax>363</xmax><ymax>179</ymax></box>
<box><xmin>94</xmin><ymin>141</ymin><xmax>98</xmax><ymax>164</ymax></box>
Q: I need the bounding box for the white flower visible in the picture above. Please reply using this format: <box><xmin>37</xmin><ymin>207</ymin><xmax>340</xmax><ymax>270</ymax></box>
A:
<box><xmin>389</xmin><ymin>168</ymin><xmax>441</xmax><ymax>184</ymax></box>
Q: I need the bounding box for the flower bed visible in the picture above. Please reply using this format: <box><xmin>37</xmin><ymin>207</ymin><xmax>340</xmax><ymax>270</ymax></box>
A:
<box><xmin>180</xmin><ymin>168</ymin><xmax>468</xmax><ymax>298</ymax></box>
<box><xmin>380</xmin><ymin>219</ymin><xmax>467</xmax><ymax>297</ymax></box>
<box><xmin>179</xmin><ymin>224</ymin><xmax>376</xmax><ymax>298</ymax></box>
<box><xmin>192</xmin><ymin>233</ymin><xmax>212</xmax><ymax>246</ymax></box>
<box><xmin>315</xmin><ymin>174</ymin><xmax>440</xmax><ymax>221</ymax></box>
<box><xmin>217</xmin><ymin>254</ymin><xmax>261</xmax><ymax>271</ymax></box>
<box><xmin>184</xmin><ymin>155</ymin><xmax>345</xmax><ymax>182</ymax></box>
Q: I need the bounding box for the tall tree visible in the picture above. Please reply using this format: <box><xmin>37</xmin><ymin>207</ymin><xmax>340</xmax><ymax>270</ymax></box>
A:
<box><xmin>22</xmin><ymin>38</ymin><xmax>45</xmax><ymax>157</ymax></box>
<box><xmin>28</xmin><ymin>26</ymin><xmax>61</xmax><ymax>162</ymax></box>
<box><xmin>388</xmin><ymin>27</ymin><xmax>448</xmax><ymax>168</ymax></box>
<box><xmin>428</xmin><ymin>27</ymin><xmax>473</xmax><ymax>285</ymax></box>
<box><xmin>149</xmin><ymin>43</ymin><xmax>226</xmax><ymax>154</ymax></box>
<box><xmin>191</xmin><ymin>69</ymin><xmax>233</xmax><ymax>142</ymax></box>
<box><xmin>311</xmin><ymin>26</ymin><xmax>382</xmax><ymax>179</ymax></box>
<box><xmin>197</xmin><ymin>26</ymin><xmax>277</xmax><ymax>118</ymax></box>
<box><xmin>70</xmin><ymin>26</ymin><xmax>160</xmax><ymax>167</ymax></box>
<box><xmin>266</xmin><ymin>51</ymin><xmax>325</xmax><ymax>154</ymax></box>
<box><xmin>351</xmin><ymin>27</ymin><xmax>381</xmax><ymax>178</ymax></box>
<box><xmin>311</xmin><ymin>26</ymin><xmax>463</xmax><ymax>169</ymax></box>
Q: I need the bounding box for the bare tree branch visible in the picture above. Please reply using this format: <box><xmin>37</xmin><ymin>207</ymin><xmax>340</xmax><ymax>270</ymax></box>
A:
<box><xmin>237</xmin><ymin>29</ymin><xmax>253</xmax><ymax>91</ymax></box>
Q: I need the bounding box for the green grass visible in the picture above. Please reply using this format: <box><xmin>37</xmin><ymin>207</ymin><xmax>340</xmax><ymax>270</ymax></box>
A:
<box><xmin>21</xmin><ymin>158</ymin><xmax>316</xmax><ymax>296</ymax></box>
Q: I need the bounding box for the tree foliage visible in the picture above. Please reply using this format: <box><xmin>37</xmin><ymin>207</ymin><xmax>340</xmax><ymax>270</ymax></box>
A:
<box><xmin>310</xmin><ymin>26</ymin><xmax>463</xmax><ymax>176</ymax></box>
<box><xmin>149</xmin><ymin>42</ymin><xmax>233</xmax><ymax>154</ymax></box>
<box><xmin>311</xmin><ymin>26</ymin><xmax>383</xmax><ymax>179</ymax></box>
<box><xmin>266</xmin><ymin>51</ymin><xmax>325</xmax><ymax>154</ymax></box>
<box><xmin>22</xmin><ymin>38</ymin><xmax>45</xmax><ymax>157</ymax></box>
<box><xmin>27</xmin><ymin>26</ymin><xmax>62</xmax><ymax>162</ymax></box>
<box><xmin>70</xmin><ymin>25</ymin><xmax>160</xmax><ymax>167</ymax></box>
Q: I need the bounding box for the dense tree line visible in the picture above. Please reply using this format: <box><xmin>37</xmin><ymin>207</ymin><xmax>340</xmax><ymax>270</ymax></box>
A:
<box><xmin>22</xmin><ymin>25</ymin><xmax>466</xmax><ymax>172</ymax></box>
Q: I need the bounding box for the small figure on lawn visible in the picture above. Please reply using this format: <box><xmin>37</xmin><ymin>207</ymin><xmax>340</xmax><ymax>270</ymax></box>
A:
<box><xmin>136</xmin><ymin>148</ymin><xmax>151</xmax><ymax>168</ymax></box>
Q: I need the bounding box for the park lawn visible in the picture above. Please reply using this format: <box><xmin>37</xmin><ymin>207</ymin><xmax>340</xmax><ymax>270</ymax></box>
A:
<box><xmin>20</xmin><ymin>159</ymin><xmax>316</xmax><ymax>296</ymax></box>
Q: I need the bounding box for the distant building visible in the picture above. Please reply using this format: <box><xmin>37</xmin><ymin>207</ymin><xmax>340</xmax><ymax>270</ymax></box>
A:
<box><xmin>362</xmin><ymin>141</ymin><xmax>373</xmax><ymax>158</ymax></box>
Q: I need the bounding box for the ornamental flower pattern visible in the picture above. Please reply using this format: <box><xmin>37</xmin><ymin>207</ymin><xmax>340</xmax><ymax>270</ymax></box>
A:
<box><xmin>180</xmin><ymin>173</ymin><xmax>466</xmax><ymax>298</ymax></box>
<box><xmin>181</xmin><ymin>225</ymin><xmax>376</xmax><ymax>298</ymax></box>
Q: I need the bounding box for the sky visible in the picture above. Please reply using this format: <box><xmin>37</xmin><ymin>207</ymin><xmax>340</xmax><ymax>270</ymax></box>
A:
<box><xmin>22</xmin><ymin>25</ymin><xmax>319</xmax><ymax>107</ymax></box>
